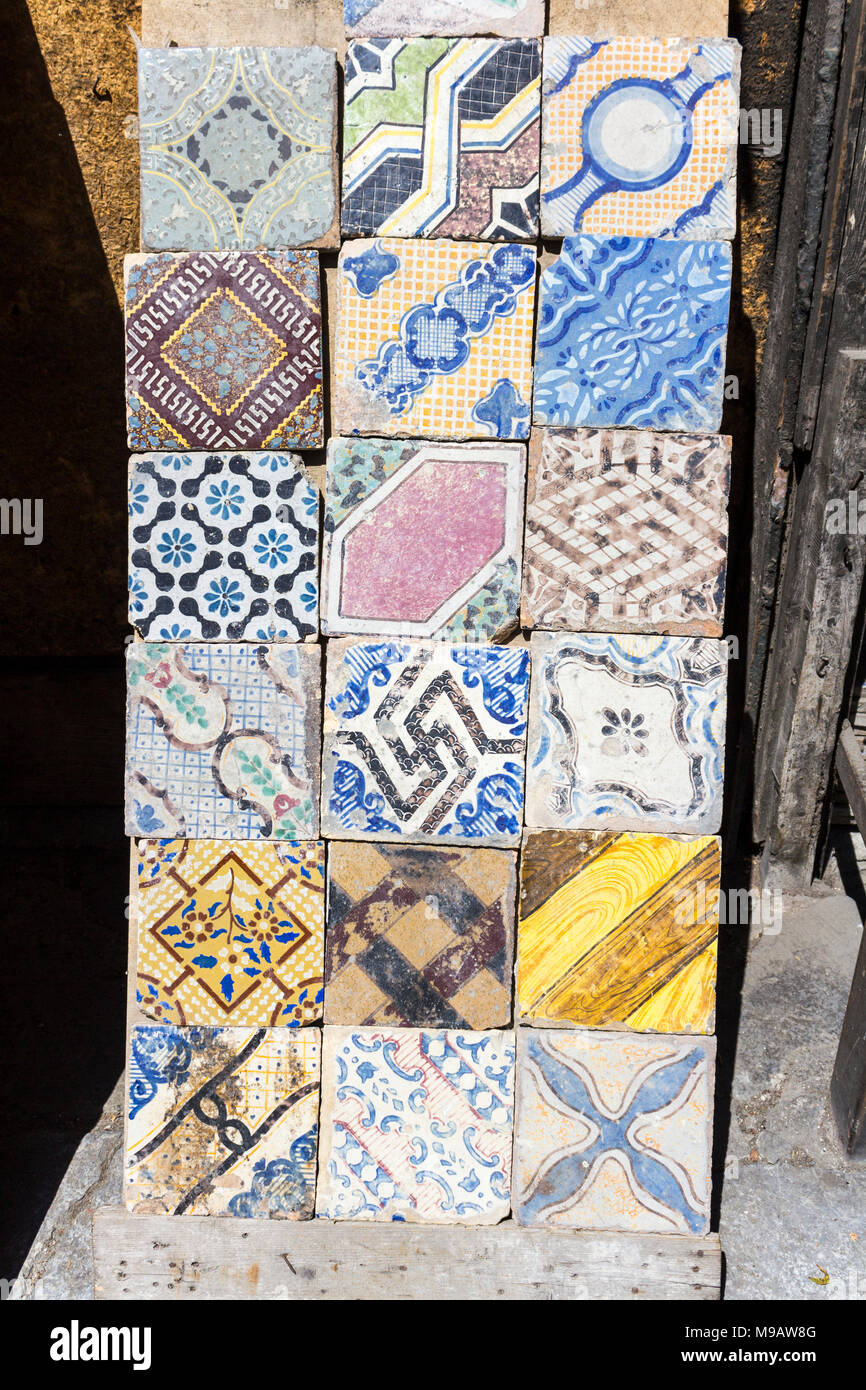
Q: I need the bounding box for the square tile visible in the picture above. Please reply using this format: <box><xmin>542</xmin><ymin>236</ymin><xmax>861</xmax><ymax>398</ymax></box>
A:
<box><xmin>125</xmin><ymin>251</ymin><xmax>324</xmax><ymax>451</ymax></box>
<box><xmin>322</xmin><ymin>638</ymin><xmax>530</xmax><ymax>846</ymax></box>
<box><xmin>129</xmin><ymin>452</ymin><xmax>320</xmax><ymax>642</ymax></box>
<box><xmin>325</xmin><ymin>841</ymin><xmax>516</xmax><ymax>1026</ymax></box>
<box><xmin>526</xmin><ymin>632</ymin><xmax>726</xmax><ymax>835</ymax></box>
<box><xmin>532</xmin><ymin>236</ymin><xmax>732</xmax><ymax>433</ymax></box>
<box><xmin>316</xmin><ymin>1026</ymin><xmax>515</xmax><ymax>1222</ymax></box>
<box><xmin>322</xmin><ymin>437</ymin><xmax>525</xmax><ymax>641</ymax></box>
<box><xmin>125</xmin><ymin>641</ymin><xmax>321</xmax><ymax>840</ymax></box>
<box><xmin>334</xmin><ymin>238</ymin><xmax>536</xmax><ymax>439</ymax></box>
<box><xmin>135</xmin><ymin>838</ymin><xmax>325</xmax><ymax>1027</ymax></box>
<box><xmin>139</xmin><ymin>46</ymin><xmax>337</xmax><ymax>250</ymax></box>
<box><xmin>342</xmin><ymin>38</ymin><xmax>540</xmax><ymax>240</ymax></box>
<box><xmin>541</xmin><ymin>37</ymin><xmax>740</xmax><ymax>239</ymax></box>
<box><xmin>517</xmin><ymin>829</ymin><xmax>719</xmax><ymax>1032</ymax></box>
<box><xmin>513</xmin><ymin>1028</ymin><xmax>715</xmax><ymax>1234</ymax></box>
<box><xmin>345</xmin><ymin>0</ymin><xmax>545</xmax><ymax>37</ymax></box>
<box><xmin>126</xmin><ymin>1025</ymin><xmax>320</xmax><ymax>1217</ymax></box>
<box><xmin>522</xmin><ymin>429</ymin><xmax>730</xmax><ymax>636</ymax></box>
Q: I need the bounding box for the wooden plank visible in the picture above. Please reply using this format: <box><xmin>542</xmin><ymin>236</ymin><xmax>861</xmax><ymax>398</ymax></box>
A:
<box><xmin>836</xmin><ymin>720</ymin><xmax>866</xmax><ymax>841</ymax></box>
<box><xmin>831</xmin><ymin>920</ymin><xmax>866</xmax><ymax>1155</ymax></box>
<box><xmin>141</xmin><ymin>0</ymin><xmax>345</xmax><ymax>53</ymax></box>
<box><xmin>92</xmin><ymin>1208</ymin><xmax>721</xmax><ymax>1301</ymax></box>
<box><xmin>548</xmin><ymin>0</ymin><xmax>729</xmax><ymax>35</ymax></box>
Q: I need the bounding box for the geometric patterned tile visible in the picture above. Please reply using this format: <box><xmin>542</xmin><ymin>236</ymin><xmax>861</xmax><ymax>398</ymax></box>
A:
<box><xmin>125</xmin><ymin>251</ymin><xmax>324</xmax><ymax>451</ymax></box>
<box><xmin>517</xmin><ymin>830</ymin><xmax>719</xmax><ymax>1033</ymax></box>
<box><xmin>124</xmin><ymin>641</ymin><xmax>321</xmax><ymax>841</ymax></box>
<box><xmin>526</xmin><ymin>632</ymin><xmax>727</xmax><ymax>835</ymax></box>
<box><xmin>342</xmin><ymin>38</ymin><xmax>540</xmax><ymax>240</ymax></box>
<box><xmin>139</xmin><ymin>46</ymin><xmax>337</xmax><ymax>249</ymax></box>
<box><xmin>316</xmin><ymin>1025</ymin><xmax>515</xmax><ymax>1222</ymax></box>
<box><xmin>129</xmin><ymin>452</ymin><xmax>320</xmax><ymax>642</ymax></box>
<box><xmin>532</xmin><ymin>237</ymin><xmax>732</xmax><ymax>433</ymax></box>
<box><xmin>126</xmin><ymin>1025</ymin><xmax>321</xmax><ymax>1217</ymax></box>
<box><xmin>333</xmin><ymin>237</ymin><xmax>536</xmax><ymax>439</ymax></box>
<box><xmin>345</xmin><ymin>0</ymin><xmax>545</xmax><ymax>37</ymax></box>
<box><xmin>322</xmin><ymin>437</ymin><xmax>525</xmax><ymax>641</ymax></box>
<box><xmin>522</xmin><ymin>429</ymin><xmax>730</xmax><ymax>636</ymax></box>
<box><xmin>321</xmin><ymin>638</ymin><xmax>530</xmax><ymax>847</ymax></box>
<box><xmin>540</xmin><ymin>37</ymin><xmax>740</xmax><ymax>239</ymax></box>
<box><xmin>135</xmin><ymin>839</ymin><xmax>325</xmax><ymax>1027</ymax></box>
<box><xmin>513</xmin><ymin>1028</ymin><xmax>715</xmax><ymax>1233</ymax></box>
<box><xmin>325</xmin><ymin>842</ymin><xmax>516</xmax><ymax>1027</ymax></box>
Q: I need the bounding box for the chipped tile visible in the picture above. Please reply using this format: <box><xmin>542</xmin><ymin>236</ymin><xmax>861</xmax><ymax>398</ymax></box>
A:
<box><xmin>334</xmin><ymin>237</ymin><xmax>536</xmax><ymax>439</ymax></box>
<box><xmin>342</xmin><ymin>38</ymin><xmax>540</xmax><ymax>240</ymax></box>
<box><xmin>517</xmin><ymin>829</ymin><xmax>719</xmax><ymax>1033</ymax></box>
<box><xmin>139</xmin><ymin>46</ymin><xmax>337</xmax><ymax>250</ymax></box>
<box><xmin>126</xmin><ymin>1025</ymin><xmax>320</xmax><ymax>1217</ymax></box>
<box><xmin>522</xmin><ymin>429</ymin><xmax>730</xmax><ymax>636</ymax></box>
<box><xmin>541</xmin><ymin>37</ymin><xmax>740</xmax><ymax>240</ymax></box>
<box><xmin>321</xmin><ymin>638</ymin><xmax>530</xmax><ymax>847</ymax></box>
<box><xmin>513</xmin><ymin>1028</ymin><xmax>715</xmax><ymax>1234</ymax></box>
<box><xmin>125</xmin><ymin>251</ymin><xmax>324</xmax><ymax>451</ymax></box>
<box><xmin>322</xmin><ymin>437</ymin><xmax>524</xmax><ymax>641</ymax></box>
<box><xmin>325</xmin><ymin>841</ymin><xmax>516</xmax><ymax>1027</ymax></box>
<box><xmin>135</xmin><ymin>839</ymin><xmax>325</xmax><ymax>1027</ymax></box>
<box><xmin>526</xmin><ymin>632</ymin><xmax>726</xmax><ymax>835</ymax></box>
<box><xmin>533</xmin><ymin>237</ymin><xmax>732</xmax><ymax>433</ymax></box>
<box><xmin>129</xmin><ymin>452</ymin><xmax>319</xmax><ymax>642</ymax></box>
<box><xmin>316</xmin><ymin>1026</ymin><xmax>515</xmax><ymax>1221</ymax></box>
<box><xmin>345</xmin><ymin>0</ymin><xmax>545</xmax><ymax>38</ymax></box>
<box><xmin>125</xmin><ymin>641</ymin><xmax>321</xmax><ymax>841</ymax></box>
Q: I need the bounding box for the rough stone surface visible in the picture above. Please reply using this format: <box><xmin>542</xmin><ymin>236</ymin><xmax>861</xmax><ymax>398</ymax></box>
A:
<box><xmin>345</xmin><ymin>0</ymin><xmax>545</xmax><ymax>38</ymax></box>
<box><xmin>548</xmin><ymin>0</ymin><xmax>729</xmax><ymax>35</ymax></box>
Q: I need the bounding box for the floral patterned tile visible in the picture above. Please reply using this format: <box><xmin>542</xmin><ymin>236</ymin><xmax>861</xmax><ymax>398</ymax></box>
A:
<box><xmin>316</xmin><ymin>1026</ymin><xmax>515</xmax><ymax>1222</ymax></box>
<box><xmin>532</xmin><ymin>237</ymin><xmax>732</xmax><ymax>433</ymax></box>
<box><xmin>526</xmin><ymin>632</ymin><xmax>726</xmax><ymax>835</ymax></box>
<box><xmin>125</xmin><ymin>251</ymin><xmax>323</xmax><ymax>452</ymax></box>
<box><xmin>321</xmin><ymin>638</ymin><xmax>530</xmax><ymax>847</ymax></box>
<box><xmin>541</xmin><ymin>37</ymin><xmax>740</xmax><ymax>239</ymax></box>
<box><xmin>126</xmin><ymin>1025</ymin><xmax>320</xmax><ymax>1217</ymax></box>
<box><xmin>139</xmin><ymin>46</ymin><xmax>337</xmax><ymax>250</ymax></box>
<box><xmin>125</xmin><ymin>641</ymin><xmax>321</xmax><ymax>841</ymax></box>
<box><xmin>334</xmin><ymin>237</ymin><xmax>536</xmax><ymax>440</ymax></box>
<box><xmin>342</xmin><ymin>38</ymin><xmax>540</xmax><ymax>240</ymax></box>
<box><xmin>345</xmin><ymin>0</ymin><xmax>545</xmax><ymax>37</ymax></box>
<box><xmin>129</xmin><ymin>452</ymin><xmax>319</xmax><ymax>642</ymax></box>
<box><xmin>135</xmin><ymin>838</ymin><xmax>325</xmax><ymax>1028</ymax></box>
<box><xmin>322</xmin><ymin>437</ymin><xmax>524</xmax><ymax>642</ymax></box>
<box><xmin>513</xmin><ymin>1028</ymin><xmax>715</xmax><ymax>1234</ymax></box>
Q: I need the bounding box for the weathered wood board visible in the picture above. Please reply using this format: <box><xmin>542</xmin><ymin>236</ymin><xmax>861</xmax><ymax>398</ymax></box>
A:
<box><xmin>141</xmin><ymin>0</ymin><xmax>345</xmax><ymax>53</ymax></box>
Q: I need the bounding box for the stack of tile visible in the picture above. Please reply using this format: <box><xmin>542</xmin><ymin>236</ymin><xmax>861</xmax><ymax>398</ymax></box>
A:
<box><xmin>122</xmin><ymin>0</ymin><xmax>736</xmax><ymax>1246</ymax></box>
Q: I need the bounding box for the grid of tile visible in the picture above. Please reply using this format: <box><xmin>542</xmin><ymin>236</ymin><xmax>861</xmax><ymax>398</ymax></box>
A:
<box><xmin>119</xmin><ymin>6</ymin><xmax>736</xmax><ymax>1241</ymax></box>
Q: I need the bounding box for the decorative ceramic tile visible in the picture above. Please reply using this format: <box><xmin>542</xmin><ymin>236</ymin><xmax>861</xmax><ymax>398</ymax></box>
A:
<box><xmin>345</xmin><ymin>0</ymin><xmax>545</xmax><ymax>37</ymax></box>
<box><xmin>513</xmin><ymin>1028</ymin><xmax>715</xmax><ymax>1233</ymax></box>
<box><xmin>533</xmin><ymin>236</ymin><xmax>732</xmax><ymax>433</ymax></box>
<box><xmin>342</xmin><ymin>38</ymin><xmax>540</xmax><ymax>240</ymax></box>
<box><xmin>316</xmin><ymin>1026</ymin><xmax>515</xmax><ymax>1222</ymax></box>
<box><xmin>126</xmin><ymin>1025</ymin><xmax>320</xmax><ymax>1217</ymax></box>
<box><xmin>139</xmin><ymin>46</ymin><xmax>337</xmax><ymax>250</ymax></box>
<box><xmin>322</xmin><ymin>639</ymin><xmax>530</xmax><ymax>847</ymax></box>
<box><xmin>517</xmin><ymin>830</ymin><xmax>719</xmax><ymax>1032</ymax></box>
<box><xmin>334</xmin><ymin>238</ymin><xmax>536</xmax><ymax>439</ymax></box>
<box><xmin>522</xmin><ymin>429</ymin><xmax>730</xmax><ymax>636</ymax></box>
<box><xmin>325</xmin><ymin>842</ymin><xmax>516</xmax><ymax>1027</ymax></box>
<box><xmin>526</xmin><ymin>632</ymin><xmax>726</xmax><ymax>835</ymax></box>
<box><xmin>125</xmin><ymin>251</ymin><xmax>323</xmax><ymax>451</ymax></box>
<box><xmin>540</xmin><ymin>37</ymin><xmax>740</xmax><ymax>240</ymax></box>
<box><xmin>135</xmin><ymin>839</ymin><xmax>325</xmax><ymax>1027</ymax></box>
<box><xmin>322</xmin><ymin>438</ymin><xmax>524</xmax><ymax>641</ymax></box>
<box><xmin>125</xmin><ymin>641</ymin><xmax>321</xmax><ymax>841</ymax></box>
<box><xmin>129</xmin><ymin>452</ymin><xmax>319</xmax><ymax>642</ymax></box>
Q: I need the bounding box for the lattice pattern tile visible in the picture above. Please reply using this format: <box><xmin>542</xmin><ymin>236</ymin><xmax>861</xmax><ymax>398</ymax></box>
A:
<box><xmin>126</xmin><ymin>1025</ymin><xmax>320</xmax><ymax>1217</ymax></box>
<box><xmin>316</xmin><ymin>1026</ymin><xmax>515</xmax><ymax>1222</ymax></box>
<box><xmin>342</xmin><ymin>38</ymin><xmax>540</xmax><ymax>240</ymax></box>
<box><xmin>345</xmin><ymin>0</ymin><xmax>545</xmax><ymax>37</ymax></box>
<box><xmin>125</xmin><ymin>642</ymin><xmax>321</xmax><ymax>841</ymax></box>
<box><xmin>541</xmin><ymin>37</ymin><xmax>740</xmax><ymax>239</ymax></box>
<box><xmin>522</xmin><ymin>429</ymin><xmax>730</xmax><ymax>636</ymax></box>
<box><xmin>325</xmin><ymin>841</ymin><xmax>516</xmax><ymax>1027</ymax></box>
<box><xmin>322</xmin><ymin>437</ymin><xmax>524</xmax><ymax>641</ymax></box>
